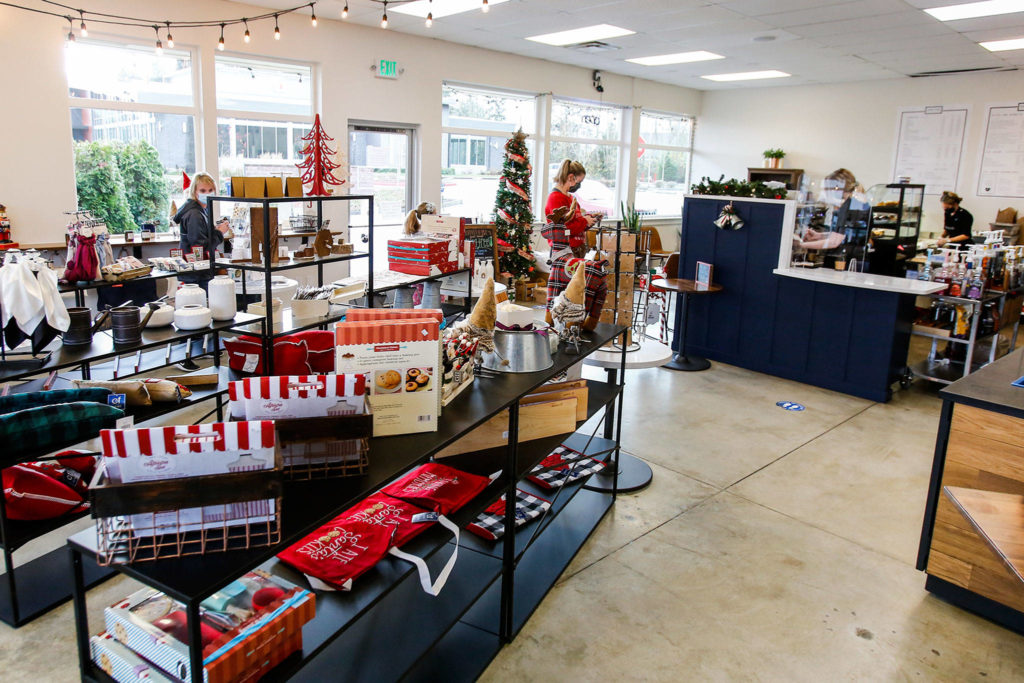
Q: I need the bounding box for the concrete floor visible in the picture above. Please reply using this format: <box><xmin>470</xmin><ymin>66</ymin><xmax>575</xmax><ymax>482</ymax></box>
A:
<box><xmin>3</xmin><ymin>359</ymin><xmax>1024</xmax><ymax>680</ymax></box>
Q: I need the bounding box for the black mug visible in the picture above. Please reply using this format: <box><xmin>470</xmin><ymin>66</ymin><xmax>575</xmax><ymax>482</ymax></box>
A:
<box><xmin>63</xmin><ymin>307</ymin><xmax>109</xmax><ymax>348</ymax></box>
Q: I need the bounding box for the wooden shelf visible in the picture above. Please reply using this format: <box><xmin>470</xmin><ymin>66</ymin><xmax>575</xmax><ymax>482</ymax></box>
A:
<box><xmin>943</xmin><ymin>487</ymin><xmax>1024</xmax><ymax>586</ymax></box>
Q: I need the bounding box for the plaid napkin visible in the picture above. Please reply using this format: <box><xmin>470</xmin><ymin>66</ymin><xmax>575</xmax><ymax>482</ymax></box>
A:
<box><xmin>467</xmin><ymin>488</ymin><xmax>551</xmax><ymax>541</ymax></box>
<box><xmin>0</xmin><ymin>402</ymin><xmax>124</xmax><ymax>460</ymax></box>
<box><xmin>527</xmin><ymin>445</ymin><xmax>606</xmax><ymax>490</ymax></box>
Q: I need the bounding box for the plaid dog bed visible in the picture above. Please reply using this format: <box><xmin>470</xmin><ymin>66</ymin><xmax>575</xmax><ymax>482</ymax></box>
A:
<box><xmin>542</xmin><ymin>224</ymin><xmax>608</xmax><ymax>316</ymax></box>
<box><xmin>466</xmin><ymin>488</ymin><xmax>551</xmax><ymax>541</ymax></box>
<box><xmin>527</xmin><ymin>445</ymin><xmax>607</xmax><ymax>490</ymax></box>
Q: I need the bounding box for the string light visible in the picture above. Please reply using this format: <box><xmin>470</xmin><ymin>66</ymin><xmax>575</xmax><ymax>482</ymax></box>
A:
<box><xmin>153</xmin><ymin>25</ymin><xmax>162</xmax><ymax>54</ymax></box>
<box><xmin>482</xmin><ymin>0</ymin><xmax>489</xmax><ymax>12</ymax></box>
<box><xmin>381</xmin><ymin>1</ymin><xmax>388</xmax><ymax>29</ymax></box>
<box><xmin>310</xmin><ymin>3</ymin><xmax>317</xmax><ymax>27</ymax></box>
<box><xmin>274</xmin><ymin>14</ymin><xmax>281</xmax><ymax>39</ymax></box>
<box><xmin>218</xmin><ymin>23</ymin><xmax>225</xmax><ymax>50</ymax></box>
<box><xmin>243</xmin><ymin>19</ymin><xmax>251</xmax><ymax>43</ymax></box>
<box><xmin>65</xmin><ymin>16</ymin><xmax>75</xmax><ymax>42</ymax></box>
<box><xmin>79</xmin><ymin>10</ymin><xmax>87</xmax><ymax>37</ymax></box>
<box><xmin>426</xmin><ymin>0</ymin><xmax>433</xmax><ymax>27</ymax></box>
<box><xmin>342</xmin><ymin>3</ymin><xmax>349</xmax><ymax>19</ymax></box>
<box><xmin>165</xmin><ymin>21</ymin><xmax>174</xmax><ymax>48</ymax></box>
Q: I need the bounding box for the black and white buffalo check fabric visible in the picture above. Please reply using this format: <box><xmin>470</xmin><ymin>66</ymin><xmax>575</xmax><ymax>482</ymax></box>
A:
<box><xmin>526</xmin><ymin>445</ymin><xmax>606</xmax><ymax>490</ymax></box>
<box><xmin>467</xmin><ymin>489</ymin><xmax>551</xmax><ymax>541</ymax></box>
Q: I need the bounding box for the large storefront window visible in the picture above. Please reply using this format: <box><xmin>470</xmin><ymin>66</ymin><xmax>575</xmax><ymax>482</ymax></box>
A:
<box><xmin>636</xmin><ymin>111</ymin><xmax>693</xmax><ymax>217</ymax></box>
<box><xmin>548</xmin><ymin>99</ymin><xmax>625</xmax><ymax>218</ymax></box>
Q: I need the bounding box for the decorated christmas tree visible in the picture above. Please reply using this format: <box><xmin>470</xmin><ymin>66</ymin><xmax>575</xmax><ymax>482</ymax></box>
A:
<box><xmin>493</xmin><ymin>129</ymin><xmax>536</xmax><ymax>291</ymax></box>
<box><xmin>296</xmin><ymin>114</ymin><xmax>345</xmax><ymax>196</ymax></box>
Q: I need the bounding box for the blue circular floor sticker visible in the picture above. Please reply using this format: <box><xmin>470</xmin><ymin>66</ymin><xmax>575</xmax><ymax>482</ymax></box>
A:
<box><xmin>776</xmin><ymin>401</ymin><xmax>805</xmax><ymax>411</ymax></box>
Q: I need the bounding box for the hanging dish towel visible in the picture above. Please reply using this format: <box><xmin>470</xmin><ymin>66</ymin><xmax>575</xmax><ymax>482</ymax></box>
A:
<box><xmin>1</xmin><ymin>259</ymin><xmax>46</xmax><ymax>349</ymax></box>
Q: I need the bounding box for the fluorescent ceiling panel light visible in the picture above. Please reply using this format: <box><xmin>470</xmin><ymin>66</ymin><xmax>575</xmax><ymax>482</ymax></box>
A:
<box><xmin>392</xmin><ymin>0</ymin><xmax>510</xmax><ymax>19</ymax></box>
<box><xmin>980</xmin><ymin>36</ymin><xmax>1024</xmax><ymax>50</ymax></box>
<box><xmin>526</xmin><ymin>24</ymin><xmax>635</xmax><ymax>46</ymax></box>
<box><xmin>924</xmin><ymin>1</ymin><xmax>1024</xmax><ymax>22</ymax></box>
<box><xmin>626</xmin><ymin>51</ymin><xmax>724</xmax><ymax>66</ymax></box>
<box><xmin>701</xmin><ymin>70</ymin><xmax>790</xmax><ymax>82</ymax></box>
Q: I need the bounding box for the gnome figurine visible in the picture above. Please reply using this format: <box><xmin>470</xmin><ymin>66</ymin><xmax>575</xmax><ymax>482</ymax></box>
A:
<box><xmin>453</xmin><ymin>277</ymin><xmax>497</xmax><ymax>355</ymax></box>
<box><xmin>551</xmin><ymin>261</ymin><xmax>588</xmax><ymax>350</ymax></box>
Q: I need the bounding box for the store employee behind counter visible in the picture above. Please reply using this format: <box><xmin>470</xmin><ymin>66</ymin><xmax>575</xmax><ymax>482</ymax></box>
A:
<box><xmin>937</xmin><ymin>191</ymin><xmax>973</xmax><ymax>247</ymax></box>
<box><xmin>797</xmin><ymin>168</ymin><xmax>870</xmax><ymax>269</ymax></box>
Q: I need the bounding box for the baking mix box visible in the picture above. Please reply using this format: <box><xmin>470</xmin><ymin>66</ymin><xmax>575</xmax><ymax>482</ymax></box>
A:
<box><xmin>335</xmin><ymin>311</ymin><xmax>442</xmax><ymax>436</ymax></box>
<box><xmin>387</xmin><ymin>215</ymin><xmax>470</xmax><ymax>276</ymax></box>
<box><xmin>91</xmin><ymin>632</ymin><xmax>177</xmax><ymax>683</ymax></box>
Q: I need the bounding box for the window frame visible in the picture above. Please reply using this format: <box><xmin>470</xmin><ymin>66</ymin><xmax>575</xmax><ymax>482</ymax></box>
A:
<box><xmin>634</xmin><ymin>109</ymin><xmax>695</xmax><ymax>218</ymax></box>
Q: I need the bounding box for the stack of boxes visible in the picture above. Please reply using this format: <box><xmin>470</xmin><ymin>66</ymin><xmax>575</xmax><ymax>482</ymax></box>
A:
<box><xmin>598</xmin><ymin>231</ymin><xmax>637</xmax><ymax>347</ymax></box>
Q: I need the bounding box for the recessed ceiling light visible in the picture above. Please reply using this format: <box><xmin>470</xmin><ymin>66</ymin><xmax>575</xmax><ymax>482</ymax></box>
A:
<box><xmin>626</xmin><ymin>51</ymin><xmax>724</xmax><ymax>66</ymax></box>
<box><xmin>980</xmin><ymin>36</ymin><xmax>1024</xmax><ymax>50</ymax></box>
<box><xmin>701</xmin><ymin>70</ymin><xmax>791</xmax><ymax>82</ymax></box>
<box><xmin>526</xmin><ymin>24</ymin><xmax>635</xmax><ymax>46</ymax></box>
<box><xmin>924</xmin><ymin>1</ymin><xmax>1024</xmax><ymax>22</ymax></box>
<box><xmin>392</xmin><ymin>0</ymin><xmax>510</xmax><ymax>19</ymax></box>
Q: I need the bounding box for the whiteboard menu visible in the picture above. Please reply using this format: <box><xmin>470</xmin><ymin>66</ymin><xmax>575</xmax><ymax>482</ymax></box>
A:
<box><xmin>977</xmin><ymin>103</ymin><xmax>1024</xmax><ymax>198</ymax></box>
<box><xmin>892</xmin><ymin>105</ymin><xmax>968</xmax><ymax>194</ymax></box>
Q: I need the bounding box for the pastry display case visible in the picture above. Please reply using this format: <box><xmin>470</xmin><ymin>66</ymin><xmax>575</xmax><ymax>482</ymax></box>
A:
<box><xmin>866</xmin><ymin>183</ymin><xmax>925</xmax><ymax>275</ymax></box>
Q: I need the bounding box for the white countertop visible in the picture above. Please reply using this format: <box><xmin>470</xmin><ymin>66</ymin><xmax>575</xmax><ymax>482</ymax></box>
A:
<box><xmin>773</xmin><ymin>267</ymin><xmax>946</xmax><ymax>295</ymax></box>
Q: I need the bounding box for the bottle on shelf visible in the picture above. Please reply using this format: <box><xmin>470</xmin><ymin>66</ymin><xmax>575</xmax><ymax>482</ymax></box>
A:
<box><xmin>948</xmin><ymin>256</ymin><xmax>964</xmax><ymax>298</ymax></box>
<box><xmin>919</xmin><ymin>248</ymin><xmax>933</xmax><ymax>282</ymax></box>
<box><xmin>967</xmin><ymin>264</ymin><xmax>984</xmax><ymax>300</ymax></box>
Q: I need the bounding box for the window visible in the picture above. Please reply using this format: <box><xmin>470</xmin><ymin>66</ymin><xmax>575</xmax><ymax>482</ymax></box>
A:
<box><xmin>441</xmin><ymin>84</ymin><xmax>539</xmax><ymax>222</ymax></box>
<box><xmin>549</xmin><ymin>99</ymin><xmax>626</xmax><ymax>218</ymax></box>
<box><xmin>66</xmin><ymin>41</ymin><xmax>198</xmax><ymax>232</ymax></box>
<box><xmin>635</xmin><ymin>111</ymin><xmax>694</xmax><ymax>217</ymax></box>
<box><xmin>215</xmin><ymin>56</ymin><xmax>314</xmax><ymax>192</ymax></box>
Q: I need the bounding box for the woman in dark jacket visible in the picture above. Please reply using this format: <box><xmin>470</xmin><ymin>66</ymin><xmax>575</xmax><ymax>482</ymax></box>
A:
<box><xmin>172</xmin><ymin>172</ymin><xmax>231</xmax><ymax>286</ymax></box>
<box><xmin>937</xmin><ymin>191</ymin><xmax>973</xmax><ymax>247</ymax></box>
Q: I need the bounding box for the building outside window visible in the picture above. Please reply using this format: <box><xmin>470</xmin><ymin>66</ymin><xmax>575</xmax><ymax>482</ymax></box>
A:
<box><xmin>548</xmin><ymin>98</ymin><xmax>626</xmax><ymax>219</ymax></box>
<box><xmin>635</xmin><ymin>111</ymin><xmax>694</xmax><ymax>217</ymax></box>
<box><xmin>441</xmin><ymin>84</ymin><xmax>539</xmax><ymax>222</ymax></box>
<box><xmin>66</xmin><ymin>40</ymin><xmax>197</xmax><ymax>231</ymax></box>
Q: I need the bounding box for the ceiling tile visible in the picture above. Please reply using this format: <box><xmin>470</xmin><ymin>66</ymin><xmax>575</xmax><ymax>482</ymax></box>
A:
<box><xmin>787</xmin><ymin>10</ymin><xmax>938</xmax><ymax>38</ymax></box>
<box><xmin>754</xmin><ymin>0</ymin><xmax>910</xmax><ymax>28</ymax></box>
<box><xmin>718</xmin><ymin>0</ymin><xmax>846</xmax><ymax>17</ymax></box>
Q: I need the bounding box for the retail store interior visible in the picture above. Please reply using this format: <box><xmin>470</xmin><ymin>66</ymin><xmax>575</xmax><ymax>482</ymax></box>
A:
<box><xmin>2</xmin><ymin>0</ymin><xmax>1024</xmax><ymax>681</ymax></box>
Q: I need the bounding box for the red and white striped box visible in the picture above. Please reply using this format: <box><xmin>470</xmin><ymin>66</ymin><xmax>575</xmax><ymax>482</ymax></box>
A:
<box><xmin>227</xmin><ymin>374</ymin><xmax>367</xmax><ymax>421</ymax></box>
<box><xmin>91</xmin><ymin>631</ymin><xmax>176</xmax><ymax>683</ymax></box>
<box><xmin>335</xmin><ymin>317</ymin><xmax>442</xmax><ymax>436</ymax></box>
<box><xmin>345</xmin><ymin>308</ymin><xmax>443</xmax><ymax>323</ymax></box>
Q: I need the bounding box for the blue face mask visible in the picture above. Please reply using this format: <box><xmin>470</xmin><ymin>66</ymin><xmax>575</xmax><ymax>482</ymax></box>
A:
<box><xmin>196</xmin><ymin>190</ymin><xmax>214</xmax><ymax>205</ymax></box>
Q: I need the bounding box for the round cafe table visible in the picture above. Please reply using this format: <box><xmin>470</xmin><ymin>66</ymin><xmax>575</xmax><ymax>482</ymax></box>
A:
<box><xmin>652</xmin><ymin>278</ymin><xmax>723</xmax><ymax>372</ymax></box>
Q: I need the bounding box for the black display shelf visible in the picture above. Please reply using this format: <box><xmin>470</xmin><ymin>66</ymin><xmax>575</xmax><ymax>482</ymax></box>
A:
<box><xmin>228</xmin><ymin>308</ymin><xmax>347</xmax><ymax>339</ymax></box>
<box><xmin>0</xmin><ymin>545</ymin><xmax>114</xmax><ymax>627</ymax></box>
<box><xmin>461</xmin><ymin>487</ymin><xmax>614</xmax><ymax>638</ymax></box>
<box><xmin>219</xmin><ymin>251</ymin><xmax>368</xmax><ymax>273</ymax></box>
<box><xmin>208</xmin><ymin>195</ymin><xmax>375</xmax><ymax>204</ymax></box>
<box><xmin>0</xmin><ymin>313</ymin><xmax>262</xmax><ymax>384</ymax></box>
<box><xmin>369</xmin><ymin>268</ymin><xmax>473</xmax><ymax>296</ymax></box>
<box><xmin>401</xmin><ymin>621</ymin><xmax>502</xmax><ymax>683</ymax></box>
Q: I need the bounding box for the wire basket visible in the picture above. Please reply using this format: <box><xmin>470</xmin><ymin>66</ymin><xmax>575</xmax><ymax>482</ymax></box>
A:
<box><xmin>289</xmin><ymin>215</ymin><xmax>318</xmax><ymax>232</ymax></box>
<box><xmin>281</xmin><ymin>437</ymin><xmax>369</xmax><ymax>480</ymax></box>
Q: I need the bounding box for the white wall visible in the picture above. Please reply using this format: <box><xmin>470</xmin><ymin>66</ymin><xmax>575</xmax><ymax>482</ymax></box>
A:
<box><xmin>0</xmin><ymin>0</ymin><xmax>701</xmax><ymax>245</ymax></box>
<box><xmin>692</xmin><ymin>70</ymin><xmax>1024</xmax><ymax>237</ymax></box>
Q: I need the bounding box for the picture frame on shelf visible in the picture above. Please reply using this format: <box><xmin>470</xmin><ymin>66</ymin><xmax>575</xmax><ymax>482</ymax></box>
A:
<box><xmin>696</xmin><ymin>261</ymin><xmax>714</xmax><ymax>289</ymax></box>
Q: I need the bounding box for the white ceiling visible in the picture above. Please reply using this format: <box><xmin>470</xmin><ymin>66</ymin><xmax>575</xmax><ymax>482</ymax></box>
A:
<box><xmin>245</xmin><ymin>0</ymin><xmax>1024</xmax><ymax>89</ymax></box>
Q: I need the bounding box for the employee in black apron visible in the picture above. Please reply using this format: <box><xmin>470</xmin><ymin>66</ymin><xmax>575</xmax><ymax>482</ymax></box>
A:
<box><xmin>937</xmin><ymin>191</ymin><xmax>973</xmax><ymax>247</ymax></box>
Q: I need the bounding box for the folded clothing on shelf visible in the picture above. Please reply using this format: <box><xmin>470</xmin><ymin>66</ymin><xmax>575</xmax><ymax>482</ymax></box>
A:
<box><xmin>526</xmin><ymin>445</ymin><xmax>606</xmax><ymax>490</ymax></box>
<box><xmin>2</xmin><ymin>450</ymin><xmax>97</xmax><ymax>520</ymax></box>
<box><xmin>467</xmin><ymin>488</ymin><xmax>551</xmax><ymax>541</ymax></box>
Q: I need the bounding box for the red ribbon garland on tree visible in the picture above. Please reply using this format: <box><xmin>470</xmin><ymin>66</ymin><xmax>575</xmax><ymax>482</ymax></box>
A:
<box><xmin>501</xmin><ymin>176</ymin><xmax>530</xmax><ymax>202</ymax></box>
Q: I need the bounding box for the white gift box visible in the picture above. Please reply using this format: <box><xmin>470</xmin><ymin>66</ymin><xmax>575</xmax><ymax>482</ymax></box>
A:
<box><xmin>228</xmin><ymin>373</ymin><xmax>366</xmax><ymax>421</ymax></box>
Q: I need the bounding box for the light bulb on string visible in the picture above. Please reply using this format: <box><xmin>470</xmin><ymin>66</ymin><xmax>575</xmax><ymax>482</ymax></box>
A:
<box><xmin>381</xmin><ymin>1</ymin><xmax>388</xmax><ymax>28</ymax></box>
<box><xmin>165</xmin><ymin>22</ymin><xmax>174</xmax><ymax>48</ymax></box>
<box><xmin>426</xmin><ymin>0</ymin><xmax>433</xmax><ymax>27</ymax></box>
<box><xmin>342</xmin><ymin>3</ymin><xmax>349</xmax><ymax>19</ymax></box>
<box><xmin>243</xmin><ymin>19</ymin><xmax>251</xmax><ymax>43</ymax></box>
<box><xmin>154</xmin><ymin>26</ymin><xmax>162</xmax><ymax>54</ymax></box>
<box><xmin>482</xmin><ymin>0</ymin><xmax>489</xmax><ymax>13</ymax></box>
<box><xmin>79</xmin><ymin>11</ymin><xmax>87</xmax><ymax>37</ymax></box>
<box><xmin>274</xmin><ymin>14</ymin><xmax>281</xmax><ymax>40</ymax></box>
<box><xmin>218</xmin><ymin>23</ymin><xmax>225</xmax><ymax>51</ymax></box>
<box><xmin>66</xmin><ymin>16</ymin><xmax>75</xmax><ymax>43</ymax></box>
<box><xmin>310</xmin><ymin>4</ymin><xmax>317</xmax><ymax>27</ymax></box>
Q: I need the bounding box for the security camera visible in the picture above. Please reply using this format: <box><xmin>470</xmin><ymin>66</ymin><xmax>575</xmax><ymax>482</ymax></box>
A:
<box><xmin>593</xmin><ymin>70</ymin><xmax>604</xmax><ymax>93</ymax></box>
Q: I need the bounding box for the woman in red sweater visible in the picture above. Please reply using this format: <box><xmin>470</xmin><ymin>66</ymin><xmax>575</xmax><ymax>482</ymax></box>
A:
<box><xmin>546</xmin><ymin>159</ymin><xmax>595</xmax><ymax>257</ymax></box>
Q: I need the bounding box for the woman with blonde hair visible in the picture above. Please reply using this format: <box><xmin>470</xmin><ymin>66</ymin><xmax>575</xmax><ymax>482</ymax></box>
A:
<box><xmin>545</xmin><ymin>159</ymin><xmax>595</xmax><ymax>256</ymax></box>
<box><xmin>172</xmin><ymin>172</ymin><xmax>232</xmax><ymax>286</ymax></box>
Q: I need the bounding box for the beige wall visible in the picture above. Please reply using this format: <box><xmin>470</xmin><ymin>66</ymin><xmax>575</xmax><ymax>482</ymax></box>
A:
<box><xmin>0</xmin><ymin>0</ymin><xmax>701</xmax><ymax>245</ymax></box>
<box><xmin>692</xmin><ymin>70</ymin><xmax>1024</xmax><ymax>237</ymax></box>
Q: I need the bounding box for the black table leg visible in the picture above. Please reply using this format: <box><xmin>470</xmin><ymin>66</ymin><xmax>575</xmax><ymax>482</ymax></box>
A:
<box><xmin>664</xmin><ymin>292</ymin><xmax>710</xmax><ymax>372</ymax></box>
<box><xmin>603</xmin><ymin>368</ymin><xmax>617</xmax><ymax>440</ymax></box>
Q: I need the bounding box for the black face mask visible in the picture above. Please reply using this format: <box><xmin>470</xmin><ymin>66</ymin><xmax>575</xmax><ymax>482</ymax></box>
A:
<box><xmin>568</xmin><ymin>182</ymin><xmax>582</xmax><ymax>193</ymax></box>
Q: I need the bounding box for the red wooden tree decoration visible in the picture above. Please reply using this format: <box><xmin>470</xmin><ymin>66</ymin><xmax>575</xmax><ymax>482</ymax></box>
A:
<box><xmin>296</xmin><ymin>114</ymin><xmax>345</xmax><ymax>196</ymax></box>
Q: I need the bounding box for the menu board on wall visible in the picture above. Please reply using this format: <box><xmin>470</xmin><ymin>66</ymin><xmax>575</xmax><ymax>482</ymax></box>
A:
<box><xmin>892</xmin><ymin>105</ymin><xmax>968</xmax><ymax>194</ymax></box>
<box><xmin>977</xmin><ymin>103</ymin><xmax>1024</xmax><ymax>198</ymax></box>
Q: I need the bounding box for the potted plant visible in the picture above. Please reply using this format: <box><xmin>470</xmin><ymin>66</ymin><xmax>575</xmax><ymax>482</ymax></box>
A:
<box><xmin>620</xmin><ymin>201</ymin><xmax>643</xmax><ymax>234</ymax></box>
<box><xmin>763</xmin><ymin>148</ymin><xmax>785</xmax><ymax>169</ymax></box>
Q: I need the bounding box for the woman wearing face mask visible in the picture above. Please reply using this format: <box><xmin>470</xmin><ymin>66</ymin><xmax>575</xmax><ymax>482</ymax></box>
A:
<box><xmin>546</xmin><ymin>159</ymin><xmax>596</xmax><ymax>257</ymax></box>
<box><xmin>798</xmin><ymin>168</ymin><xmax>869</xmax><ymax>271</ymax></box>
<box><xmin>936</xmin><ymin>191</ymin><xmax>973</xmax><ymax>247</ymax></box>
<box><xmin>172</xmin><ymin>172</ymin><xmax>232</xmax><ymax>287</ymax></box>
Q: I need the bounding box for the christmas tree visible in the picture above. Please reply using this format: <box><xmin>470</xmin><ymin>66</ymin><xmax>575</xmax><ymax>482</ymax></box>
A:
<box><xmin>493</xmin><ymin>129</ymin><xmax>536</xmax><ymax>290</ymax></box>
<box><xmin>296</xmin><ymin>114</ymin><xmax>345</xmax><ymax>196</ymax></box>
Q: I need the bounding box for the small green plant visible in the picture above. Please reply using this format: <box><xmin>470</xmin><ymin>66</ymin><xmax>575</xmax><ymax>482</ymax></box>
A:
<box><xmin>620</xmin><ymin>201</ymin><xmax>643</xmax><ymax>234</ymax></box>
<box><xmin>763</xmin><ymin>148</ymin><xmax>786</xmax><ymax>159</ymax></box>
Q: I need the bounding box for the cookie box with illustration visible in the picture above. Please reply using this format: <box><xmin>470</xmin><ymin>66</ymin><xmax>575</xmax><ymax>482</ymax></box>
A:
<box><xmin>103</xmin><ymin>570</ymin><xmax>315</xmax><ymax>683</ymax></box>
<box><xmin>91</xmin><ymin>632</ymin><xmax>176</xmax><ymax>683</ymax></box>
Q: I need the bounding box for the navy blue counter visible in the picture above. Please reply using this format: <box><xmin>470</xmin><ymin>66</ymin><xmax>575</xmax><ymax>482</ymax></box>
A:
<box><xmin>673</xmin><ymin>196</ymin><xmax>918</xmax><ymax>402</ymax></box>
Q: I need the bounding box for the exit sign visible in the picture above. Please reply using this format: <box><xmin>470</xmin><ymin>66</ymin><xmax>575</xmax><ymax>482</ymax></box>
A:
<box><xmin>376</xmin><ymin>59</ymin><xmax>400</xmax><ymax>79</ymax></box>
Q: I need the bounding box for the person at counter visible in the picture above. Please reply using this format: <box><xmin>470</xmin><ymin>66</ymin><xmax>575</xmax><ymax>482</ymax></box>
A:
<box><xmin>937</xmin><ymin>191</ymin><xmax>973</xmax><ymax>247</ymax></box>
<box><xmin>797</xmin><ymin>168</ymin><xmax>870</xmax><ymax>268</ymax></box>
<box><xmin>172</xmin><ymin>172</ymin><xmax>232</xmax><ymax>288</ymax></box>
<box><xmin>546</xmin><ymin>159</ymin><xmax>596</xmax><ymax>258</ymax></box>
